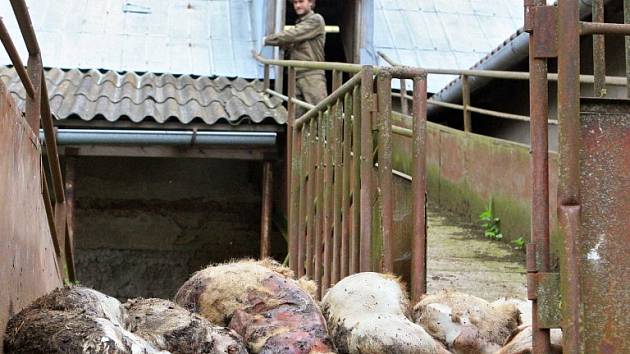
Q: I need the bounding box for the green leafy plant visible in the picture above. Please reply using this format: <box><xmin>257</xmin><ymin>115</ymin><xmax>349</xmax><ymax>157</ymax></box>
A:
<box><xmin>512</xmin><ymin>237</ymin><xmax>526</xmax><ymax>250</ymax></box>
<box><xmin>479</xmin><ymin>198</ymin><xmax>503</xmax><ymax>240</ymax></box>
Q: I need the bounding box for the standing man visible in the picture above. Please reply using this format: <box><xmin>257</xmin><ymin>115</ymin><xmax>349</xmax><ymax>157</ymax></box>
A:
<box><xmin>264</xmin><ymin>0</ymin><xmax>327</xmax><ymax>115</ymax></box>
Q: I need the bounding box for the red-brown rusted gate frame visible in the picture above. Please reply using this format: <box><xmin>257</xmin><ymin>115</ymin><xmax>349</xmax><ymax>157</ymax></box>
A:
<box><xmin>527</xmin><ymin>0</ymin><xmax>630</xmax><ymax>352</ymax></box>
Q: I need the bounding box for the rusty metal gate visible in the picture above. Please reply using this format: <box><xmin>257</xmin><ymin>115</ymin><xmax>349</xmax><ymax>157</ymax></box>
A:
<box><xmin>527</xmin><ymin>0</ymin><xmax>630</xmax><ymax>352</ymax></box>
<box><xmin>253</xmin><ymin>54</ymin><xmax>431</xmax><ymax>300</ymax></box>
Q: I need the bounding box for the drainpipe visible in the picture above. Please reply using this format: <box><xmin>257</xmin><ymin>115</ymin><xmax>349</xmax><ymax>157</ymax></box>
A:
<box><xmin>39</xmin><ymin>129</ymin><xmax>277</xmax><ymax>146</ymax></box>
<box><xmin>429</xmin><ymin>0</ymin><xmax>613</xmax><ymax>114</ymax></box>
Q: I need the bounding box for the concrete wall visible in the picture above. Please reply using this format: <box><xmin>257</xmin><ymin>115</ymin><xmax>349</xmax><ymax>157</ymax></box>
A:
<box><xmin>72</xmin><ymin>157</ymin><xmax>285</xmax><ymax>300</ymax></box>
<box><xmin>0</xmin><ymin>82</ymin><xmax>62</xmax><ymax>351</ymax></box>
<box><xmin>391</xmin><ymin>117</ymin><xmax>560</xmax><ymax>261</ymax></box>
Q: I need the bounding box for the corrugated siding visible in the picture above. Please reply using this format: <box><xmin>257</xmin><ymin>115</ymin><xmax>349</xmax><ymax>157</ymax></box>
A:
<box><xmin>371</xmin><ymin>0</ymin><xmax>523</xmax><ymax>92</ymax></box>
<box><xmin>0</xmin><ymin>0</ymin><xmax>266</xmax><ymax>79</ymax></box>
<box><xmin>0</xmin><ymin>67</ymin><xmax>287</xmax><ymax>125</ymax></box>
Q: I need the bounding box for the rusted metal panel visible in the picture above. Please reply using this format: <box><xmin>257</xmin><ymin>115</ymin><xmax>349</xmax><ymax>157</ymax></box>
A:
<box><xmin>577</xmin><ymin>98</ymin><xmax>630</xmax><ymax>353</ymax></box>
<box><xmin>0</xmin><ymin>80</ymin><xmax>62</xmax><ymax>352</ymax></box>
<box><xmin>0</xmin><ymin>67</ymin><xmax>287</xmax><ymax>126</ymax></box>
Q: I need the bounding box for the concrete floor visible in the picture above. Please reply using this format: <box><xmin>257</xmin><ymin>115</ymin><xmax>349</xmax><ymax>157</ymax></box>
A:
<box><xmin>426</xmin><ymin>205</ymin><xmax>527</xmax><ymax>302</ymax></box>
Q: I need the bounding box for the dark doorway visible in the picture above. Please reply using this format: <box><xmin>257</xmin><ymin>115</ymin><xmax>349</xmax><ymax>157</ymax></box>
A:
<box><xmin>285</xmin><ymin>0</ymin><xmax>359</xmax><ymax>64</ymax></box>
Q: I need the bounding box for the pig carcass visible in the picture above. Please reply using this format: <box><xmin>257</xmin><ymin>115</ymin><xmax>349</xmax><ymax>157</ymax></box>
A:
<box><xmin>175</xmin><ymin>259</ymin><xmax>335</xmax><ymax>354</ymax></box>
<box><xmin>321</xmin><ymin>272</ymin><xmax>448</xmax><ymax>354</ymax></box>
<box><xmin>124</xmin><ymin>298</ymin><xmax>248</xmax><ymax>354</ymax></box>
<box><xmin>413</xmin><ymin>291</ymin><xmax>521</xmax><ymax>354</ymax></box>
<box><xmin>3</xmin><ymin>287</ymin><xmax>165</xmax><ymax>354</ymax></box>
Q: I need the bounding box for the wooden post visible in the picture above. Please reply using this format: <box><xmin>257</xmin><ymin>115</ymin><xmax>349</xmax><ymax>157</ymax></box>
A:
<box><xmin>64</xmin><ymin>156</ymin><xmax>77</xmax><ymax>282</ymax></box>
<box><xmin>260</xmin><ymin>161</ymin><xmax>273</xmax><ymax>259</ymax></box>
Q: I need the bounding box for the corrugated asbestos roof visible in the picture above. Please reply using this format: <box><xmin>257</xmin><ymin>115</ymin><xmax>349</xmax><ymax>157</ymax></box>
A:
<box><xmin>372</xmin><ymin>0</ymin><xmax>524</xmax><ymax>92</ymax></box>
<box><xmin>0</xmin><ymin>0</ymin><xmax>267</xmax><ymax>78</ymax></box>
<box><xmin>0</xmin><ymin>67</ymin><xmax>287</xmax><ymax>125</ymax></box>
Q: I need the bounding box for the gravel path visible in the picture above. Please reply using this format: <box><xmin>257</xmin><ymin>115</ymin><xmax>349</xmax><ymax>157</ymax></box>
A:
<box><xmin>426</xmin><ymin>205</ymin><xmax>527</xmax><ymax>301</ymax></box>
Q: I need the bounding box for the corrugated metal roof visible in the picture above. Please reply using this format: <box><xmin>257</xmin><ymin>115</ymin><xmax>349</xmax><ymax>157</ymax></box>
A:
<box><xmin>0</xmin><ymin>0</ymin><xmax>268</xmax><ymax>78</ymax></box>
<box><xmin>370</xmin><ymin>0</ymin><xmax>523</xmax><ymax>92</ymax></box>
<box><xmin>0</xmin><ymin>67</ymin><xmax>287</xmax><ymax>125</ymax></box>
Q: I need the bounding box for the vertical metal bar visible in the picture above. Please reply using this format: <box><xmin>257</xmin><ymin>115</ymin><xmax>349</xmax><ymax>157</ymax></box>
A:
<box><xmin>341</xmin><ymin>92</ymin><xmax>353</xmax><ymax>279</ymax></box>
<box><xmin>314</xmin><ymin>112</ymin><xmax>324</xmax><ymax>295</ymax></box>
<box><xmin>528</xmin><ymin>1</ymin><xmax>552</xmax><ymax>350</ymax></box>
<box><xmin>359</xmin><ymin>67</ymin><xmax>374</xmax><ymax>272</ymax></box>
<box><xmin>287</xmin><ymin>69</ymin><xmax>299</xmax><ymax>273</ymax></box>
<box><xmin>64</xmin><ymin>155</ymin><xmax>77</xmax><ymax>282</ymax></box>
<box><xmin>462</xmin><ymin>75</ymin><xmax>472</xmax><ymax>132</ymax></box>
<box><xmin>558</xmin><ymin>0</ymin><xmax>581</xmax><ymax>206</ymax></box>
<box><xmin>322</xmin><ymin>108</ymin><xmax>333</xmax><ymax>296</ymax></box>
<box><xmin>592</xmin><ymin>0</ymin><xmax>606</xmax><ymax>96</ymax></box>
<box><xmin>557</xmin><ymin>0</ymin><xmax>581</xmax><ymax>351</ymax></box>
<box><xmin>297</xmin><ymin>124</ymin><xmax>308</xmax><ymax>277</ymax></box>
<box><xmin>411</xmin><ymin>74</ymin><xmax>428</xmax><ymax>302</ymax></box>
<box><xmin>625</xmin><ymin>0</ymin><xmax>630</xmax><ymax>97</ymax></box>
<box><xmin>260</xmin><ymin>161</ymin><xmax>273</xmax><ymax>259</ymax></box>
<box><xmin>332</xmin><ymin>97</ymin><xmax>343</xmax><ymax>284</ymax></box>
<box><xmin>25</xmin><ymin>55</ymin><xmax>42</xmax><ymax>133</ymax></box>
<box><xmin>559</xmin><ymin>205</ymin><xmax>581</xmax><ymax>354</ymax></box>
<box><xmin>400</xmin><ymin>79</ymin><xmax>409</xmax><ymax>116</ymax></box>
<box><xmin>305</xmin><ymin>118</ymin><xmax>316</xmax><ymax>278</ymax></box>
<box><xmin>377</xmin><ymin>72</ymin><xmax>394</xmax><ymax>273</ymax></box>
<box><xmin>287</xmin><ymin>67</ymin><xmax>296</xmax><ymax>200</ymax></box>
<box><xmin>264</xmin><ymin>64</ymin><xmax>270</xmax><ymax>91</ymax></box>
<box><xmin>350</xmin><ymin>86</ymin><xmax>361</xmax><ymax>275</ymax></box>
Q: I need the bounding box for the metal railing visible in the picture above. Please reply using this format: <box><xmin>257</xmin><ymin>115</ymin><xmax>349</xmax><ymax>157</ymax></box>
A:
<box><xmin>0</xmin><ymin>1</ymin><xmax>74</xmax><ymax>281</ymax></box>
<box><xmin>255</xmin><ymin>53</ymin><xmax>429</xmax><ymax>301</ymax></box>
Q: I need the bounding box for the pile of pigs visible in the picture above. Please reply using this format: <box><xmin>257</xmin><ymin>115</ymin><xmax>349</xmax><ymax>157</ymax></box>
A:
<box><xmin>4</xmin><ymin>259</ymin><xmax>562</xmax><ymax>354</ymax></box>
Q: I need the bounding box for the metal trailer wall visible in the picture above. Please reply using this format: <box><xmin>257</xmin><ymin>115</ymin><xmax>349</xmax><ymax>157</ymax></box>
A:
<box><xmin>0</xmin><ymin>81</ymin><xmax>62</xmax><ymax>352</ymax></box>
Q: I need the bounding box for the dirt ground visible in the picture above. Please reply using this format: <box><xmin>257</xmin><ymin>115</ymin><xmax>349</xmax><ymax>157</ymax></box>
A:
<box><xmin>426</xmin><ymin>205</ymin><xmax>527</xmax><ymax>302</ymax></box>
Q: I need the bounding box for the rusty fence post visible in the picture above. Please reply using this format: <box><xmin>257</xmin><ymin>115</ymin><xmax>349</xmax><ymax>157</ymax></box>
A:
<box><xmin>557</xmin><ymin>0</ymin><xmax>581</xmax><ymax>352</ymax></box>
<box><xmin>462</xmin><ymin>75</ymin><xmax>471</xmax><ymax>132</ymax></box>
<box><xmin>314</xmin><ymin>112</ymin><xmax>324</xmax><ymax>296</ymax></box>
<box><xmin>592</xmin><ymin>0</ymin><xmax>606</xmax><ymax>96</ymax></box>
<box><xmin>25</xmin><ymin>55</ymin><xmax>42</xmax><ymax>134</ymax></box>
<box><xmin>287</xmin><ymin>67</ymin><xmax>299</xmax><ymax>273</ymax></box>
<box><xmin>332</xmin><ymin>97</ymin><xmax>343</xmax><ymax>285</ymax></box>
<box><xmin>527</xmin><ymin>1</ymin><xmax>553</xmax><ymax>352</ymax></box>
<box><xmin>260</xmin><ymin>161</ymin><xmax>273</xmax><ymax>259</ymax></box>
<box><xmin>297</xmin><ymin>124</ymin><xmax>308</xmax><ymax>277</ymax></box>
<box><xmin>340</xmin><ymin>92</ymin><xmax>353</xmax><ymax>279</ymax></box>
<box><xmin>305</xmin><ymin>119</ymin><xmax>316</xmax><ymax>279</ymax></box>
<box><xmin>377</xmin><ymin>72</ymin><xmax>394</xmax><ymax>273</ymax></box>
<box><xmin>359</xmin><ymin>66</ymin><xmax>374</xmax><ymax>272</ymax></box>
<box><xmin>350</xmin><ymin>86</ymin><xmax>361</xmax><ymax>275</ymax></box>
<box><xmin>321</xmin><ymin>107</ymin><xmax>334</xmax><ymax>297</ymax></box>
<box><xmin>411</xmin><ymin>74</ymin><xmax>428</xmax><ymax>302</ymax></box>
